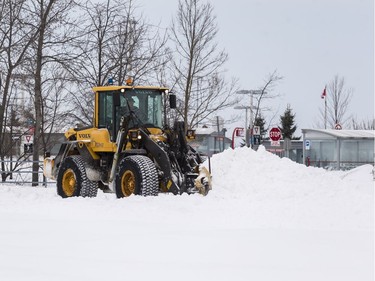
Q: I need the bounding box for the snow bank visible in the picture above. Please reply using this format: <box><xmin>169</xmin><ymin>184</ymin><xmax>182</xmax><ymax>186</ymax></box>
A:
<box><xmin>205</xmin><ymin>146</ymin><xmax>374</xmax><ymax>230</ymax></box>
<box><xmin>0</xmin><ymin>146</ymin><xmax>373</xmax><ymax>231</ymax></box>
<box><xmin>0</xmin><ymin>146</ymin><xmax>373</xmax><ymax>281</ymax></box>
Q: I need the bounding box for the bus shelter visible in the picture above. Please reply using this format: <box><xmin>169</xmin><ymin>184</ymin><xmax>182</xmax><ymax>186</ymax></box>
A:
<box><xmin>302</xmin><ymin>129</ymin><xmax>374</xmax><ymax>170</ymax></box>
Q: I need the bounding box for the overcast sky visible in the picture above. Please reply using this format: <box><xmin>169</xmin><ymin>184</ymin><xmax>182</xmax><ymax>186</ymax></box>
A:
<box><xmin>140</xmin><ymin>0</ymin><xmax>374</xmax><ymax>134</ymax></box>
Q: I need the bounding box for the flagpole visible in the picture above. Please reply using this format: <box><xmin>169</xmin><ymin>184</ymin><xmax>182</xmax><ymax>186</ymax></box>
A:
<box><xmin>321</xmin><ymin>86</ymin><xmax>327</xmax><ymax>129</ymax></box>
<box><xmin>324</xmin><ymin>97</ymin><xmax>327</xmax><ymax>129</ymax></box>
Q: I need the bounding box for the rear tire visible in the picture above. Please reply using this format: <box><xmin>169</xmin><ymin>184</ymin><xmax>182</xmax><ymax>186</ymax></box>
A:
<box><xmin>115</xmin><ymin>155</ymin><xmax>159</xmax><ymax>198</ymax></box>
<box><xmin>57</xmin><ymin>155</ymin><xmax>98</xmax><ymax>198</ymax></box>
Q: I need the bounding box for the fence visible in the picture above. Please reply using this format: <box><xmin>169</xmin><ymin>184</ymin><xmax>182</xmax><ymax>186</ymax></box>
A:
<box><xmin>0</xmin><ymin>160</ymin><xmax>56</xmax><ymax>187</ymax></box>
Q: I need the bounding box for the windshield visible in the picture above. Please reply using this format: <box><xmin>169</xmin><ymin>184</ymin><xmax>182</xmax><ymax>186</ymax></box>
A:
<box><xmin>98</xmin><ymin>89</ymin><xmax>163</xmax><ymax>130</ymax></box>
<box><xmin>120</xmin><ymin>89</ymin><xmax>163</xmax><ymax>127</ymax></box>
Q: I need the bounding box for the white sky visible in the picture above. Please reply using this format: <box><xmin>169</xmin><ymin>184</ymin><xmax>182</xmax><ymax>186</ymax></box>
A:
<box><xmin>139</xmin><ymin>0</ymin><xmax>374</xmax><ymax>134</ymax></box>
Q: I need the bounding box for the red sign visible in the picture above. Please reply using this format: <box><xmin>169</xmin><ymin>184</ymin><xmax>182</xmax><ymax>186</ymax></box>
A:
<box><xmin>335</xmin><ymin>124</ymin><xmax>342</xmax><ymax>130</ymax></box>
<box><xmin>235</xmin><ymin>128</ymin><xmax>244</xmax><ymax>137</ymax></box>
<box><xmin>269</xmin><ymin>127</ymin><xmax>281</xmax><ymax>141</ymax></box>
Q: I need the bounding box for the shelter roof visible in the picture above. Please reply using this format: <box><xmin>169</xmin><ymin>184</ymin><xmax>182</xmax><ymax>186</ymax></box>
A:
<box><xmin>301</xmin><ymin>129</ymin><xmax>375</xmax><ymax>139</ymax></box>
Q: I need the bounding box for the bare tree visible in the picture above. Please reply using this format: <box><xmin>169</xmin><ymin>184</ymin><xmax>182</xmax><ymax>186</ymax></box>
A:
<box><xmin>236</xmin><ymin>70</ymin><xmax>282</xmax><ymax>131</ymax></box>
<box><xmin>67</xmin><ymin>0</ymin><xmax>169</xmax><ymax>125</ymax></box>
<box><xmin>71</xmin><ymin>0</ymin><xmax>168</xmax><ymax>86</ymax></box>
<box><xmin>107</xmin><ymin>0</ymin><xmax>169</xmax><ymax>86</ymax></box>
<box><xmin>23</xmin><ymin>0</ymin><xmax>77</xmax><ymax>186</ymax></box>
<box><xmin>0</xmin><ymin>0</ymin><xmax>39</xmax><ymax>181</ymax></box>
<box><xmin>170</xmin><ymin>0</ymin><xmax>237</xmax><ymax>131</ymax></box>
<box><xmin>252</xmin><ymin>70</ymin><xmax>283</xmax><ymax>127</ymax></box>
<box><xmin>349</xmin><ymin>117</ymin><xmax>375</xmax><ymax>130</ymax></box>
<box><xmin>72</xmin><ymin>0</ymin><xmax>119</xmax><ymax>87</ymax></box>
<box><xmin>39</xmin><ymin>69</ymin><xmax>73</xmax><ymax>147</ymax></box>
<box><xmin>319</xmin><ymin>75</ymin><xmax>353</xmax><ymax>129</ymax></box>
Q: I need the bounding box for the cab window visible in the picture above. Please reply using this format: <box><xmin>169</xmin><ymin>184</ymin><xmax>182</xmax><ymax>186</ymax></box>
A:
<box><xmin>98</xmin><ymin>92</ymin><xmax>113</xmax><ymax>128</ymax></box>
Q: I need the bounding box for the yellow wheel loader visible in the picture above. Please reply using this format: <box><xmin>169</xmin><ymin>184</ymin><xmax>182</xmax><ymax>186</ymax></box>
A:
<box><xmin>43</xmin><ymin>83</ymin><xmax>211</xmax><ymax>198</ymax></box>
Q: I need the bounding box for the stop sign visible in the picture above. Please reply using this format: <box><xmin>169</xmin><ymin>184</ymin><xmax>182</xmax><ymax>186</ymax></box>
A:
<box><xmin>269</xmin><ymin>127</ymin><xmax>281</xmax><ymax>141</ymax></box>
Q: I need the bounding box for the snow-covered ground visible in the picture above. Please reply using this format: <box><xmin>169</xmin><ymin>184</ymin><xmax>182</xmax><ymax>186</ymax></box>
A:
<box><xmin>0</xmin><ymin>146</ymin><xmax>373</xmax><ymax>281</ymax></box>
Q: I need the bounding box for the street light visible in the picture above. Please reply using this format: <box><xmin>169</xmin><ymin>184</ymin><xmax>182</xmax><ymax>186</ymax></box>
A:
<box><xmin>234</xmin><ymin>105</ymin><xmax>251</xmax><ymax>147</ymax></box>
<box><xmin>235</xmin><ymin>90</ymin><xmax>263</xmax><ymax>147</ymax></box>
<box><xmin>234</xmin><ymin>105</ymin><xmax>251</xmax><ymax>130</ymax></box>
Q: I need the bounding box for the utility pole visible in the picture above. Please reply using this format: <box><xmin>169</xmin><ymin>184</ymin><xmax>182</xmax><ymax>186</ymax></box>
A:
<box><xmin>234</xmin><ymin>105</ymin><xmax>251</xmax><ymax>146</ymax></box>
<box><xmin>235</xmin><ymin>90</ymin><xmax>262</xmax><ymax>147</ymax></box>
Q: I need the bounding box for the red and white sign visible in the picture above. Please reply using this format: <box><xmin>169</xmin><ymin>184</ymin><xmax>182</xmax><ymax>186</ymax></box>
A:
<box><xmin>271</xmin><ymin>141</ymin><xmax>280</xmax><ymax>146</ymax></box>
<box><xmin>231</xmin><ymin>127</ymin><xmax>245</xmax><ymax>149</ymax></box>
<box><xmin>235</xmin><ymin>128</ymin><xmax>244</xmax><ymax>137</ymax></box>
<box><xmin>269</xmin><ymin>127</ymin><xmax>281</xmax><ymax>141</ymax></box>
<box><xmin>253</xmin><ymin>126</ymin><xmax>260</xmax><ymax>136</ymax></box>
<box><xmin>335</xmin><ymin>123</ymin><xmax>342</xmax><ymax>130</ymax></box>
<box><xmin>25</xmin><ymin>135</ymin><xmax>33</xmax><ymax>143</ymax></box>
<box><xmin>269</xmin><ymin>127</ymin><xmax>281</xmax><ymax>146</ymax></box>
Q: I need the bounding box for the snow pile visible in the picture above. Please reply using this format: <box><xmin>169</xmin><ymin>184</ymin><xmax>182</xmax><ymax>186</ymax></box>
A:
<box><xmin>0</xmin><ymin>145</ymin><xmax>372</xmax><ymax>231</ymax></box>
<box><xmin>0</xmin><ymin>146</ymin><xmax>373</xmax><ymax>281</ymax></box>
<box><xmin>205</xmin><ymin>145</ymin><xmax>373</xmax><ymax>230</ymax></box>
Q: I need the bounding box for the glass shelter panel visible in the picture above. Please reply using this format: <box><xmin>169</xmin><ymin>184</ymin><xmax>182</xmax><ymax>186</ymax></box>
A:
<box><xmin>358</xmin><ymin>140</ymin><xmax>374</xmax><ymax>163</ymax></box>
<box><xmin>308</xmin><ymin>140</ymin><xmax>336</xmax><ymax>168</ymax></box>
<box><xmin>320</xmin><ymin>141</ymin><xmax>335</xmax><ymax>161</ymax></box>
<box><xmin>302</xmin><ymin>129</ymin><xmax>374</xmax><ymax>170</ymax></box>
<box><xmin>340</xmin><ymin>140</ymin><xmax>358</xmax><ymax>162</ymax></box>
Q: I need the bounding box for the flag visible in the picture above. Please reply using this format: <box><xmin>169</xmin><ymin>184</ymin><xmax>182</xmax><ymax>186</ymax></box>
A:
<box><xmin>321</xmin><ymin>86</ymin><xmax>326</xmax><ymax>99</ymax></box>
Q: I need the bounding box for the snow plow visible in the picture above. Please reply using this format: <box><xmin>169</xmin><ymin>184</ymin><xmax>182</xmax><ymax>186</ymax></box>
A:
<box><xmin>43</xmin><ymin>81</ymin><xmax>211</xmax><ymax>198</ymax></box>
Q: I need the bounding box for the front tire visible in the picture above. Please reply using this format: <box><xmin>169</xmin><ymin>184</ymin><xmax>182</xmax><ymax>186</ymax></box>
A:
<box><xmin>115</xmin><ymin>155</ymin><xmax>159</xmax><ymax>198</ymax></box>
<box><xmin>57</xmin><ymin>155</ymin><xmax>98</xmax><ymax>198</ymax></box>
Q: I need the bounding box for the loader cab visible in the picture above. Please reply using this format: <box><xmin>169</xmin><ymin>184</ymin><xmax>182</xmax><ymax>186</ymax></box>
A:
<box><xmin>93</xmin><ymin>86</ymin><xmax>170</xmax><ymax>141</ymax></box>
